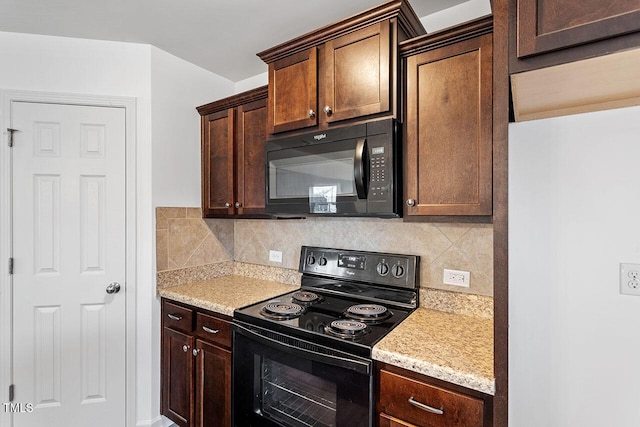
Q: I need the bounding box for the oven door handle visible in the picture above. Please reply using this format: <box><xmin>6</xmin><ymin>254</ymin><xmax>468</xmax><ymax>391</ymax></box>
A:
<box><xmin>233</xmin><ymin>323</ymin><xmax>371</xmax><ymax>375</ymax></box>
<box><xmin>354</xmin><ymin>138</ymin><xmax>369</xmax><ymax>199</ymax></box>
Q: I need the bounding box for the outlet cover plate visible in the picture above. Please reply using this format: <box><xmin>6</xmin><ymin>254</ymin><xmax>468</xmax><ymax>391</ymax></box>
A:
<box><xmin>269</xmin><ymin>250</ymin><xmax>283</xmax><ymax>263</ymax></box>
<box><xmin>443</xmin><ymin>268</ymin><xmax>470</xmax><ymax>287</ymax></box>
<box><xmin>620</xmin><ymin>263</ymin><xmax>640</xmax><ymax>296</ymax></box>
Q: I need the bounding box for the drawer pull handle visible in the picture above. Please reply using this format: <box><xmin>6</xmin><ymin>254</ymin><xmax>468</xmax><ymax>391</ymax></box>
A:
<box><xmin>408</xmin><ymin>397</ymin><xmax>444</xmax><ymax>415</ymax></box>
<box><xmin>202</xmin><ymin>326</ymin><xmax>219</xmax><ymax>334</ymax></box>
<box><xmin>167</xmin><ymin>314</ymin><xmax>183</xmax><ymax>321</ymax></box>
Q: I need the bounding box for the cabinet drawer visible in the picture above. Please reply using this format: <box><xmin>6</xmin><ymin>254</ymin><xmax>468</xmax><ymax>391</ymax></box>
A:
<box><xmin>379</xmin><ymin>413</ymin><xmax>418</xmax><ymax>427</ymax></box>
<box><xmin>162</xmin><ymin>300</ymin><xmax>194</xmax><ymax>333</ymax></box>
<box><xmin>194</xmin><ymin>312</ymin><xmax>231</xmax><ymax>348</ymax></box>
<box><xmin>379</xmin><ymin>369</ymin><xmax>484</xmax><ymax>427</ymax></box>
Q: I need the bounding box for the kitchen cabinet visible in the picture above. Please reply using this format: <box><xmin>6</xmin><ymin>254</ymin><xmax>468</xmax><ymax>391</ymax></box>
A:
<box><xmin>509</xmin><ymin>0</ymin><xmax>640</xmax><ymax>121</ymax></box>
<box><xmin>258</xmin><ymin>0</ymin><xmax>425</xmax><ymax>135</ymax></box>
<box><xmin>376</xmin><ymin>363</ymin><xmax>493</xmax><ymax>427</ymax></box>
<box><xmin>510</xmin><ymin>0</ymin><xmax>640</xmax><ymax>73</ymax></box>
<box><xmin>402</xmin><ymin>17</ymin><xmax>493</xmax><ymax>217</ymax></box>
<box><xmin>197</xmin><ymin>86</ymin><xmax>269</xmax><ymax>218</ymax></box>
<box><xmin>161</xmin><ymin>299</ymin><xmax>232</xmax><ymax>427</ymax></box>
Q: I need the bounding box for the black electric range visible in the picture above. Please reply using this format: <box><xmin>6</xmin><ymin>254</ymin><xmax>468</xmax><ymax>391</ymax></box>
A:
<box><xmin>233</xmin><ymin>246</ymin><xmax>420</xmax><ymax>358</ymax></box>
<box><xmin>232</xmin><ymin>246</ymin><xmax>419</xmax><ymax>427</ymax></box>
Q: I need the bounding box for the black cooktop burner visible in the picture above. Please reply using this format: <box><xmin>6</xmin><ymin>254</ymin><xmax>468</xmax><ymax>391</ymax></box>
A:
<box><xmin>325</xmin><ymin>319</ymin><xmax>370</xmax><ymax>340</ymax></box>
<box><xmin>234</xmin><ymin>246</ymin><xmax>419</xmax><ymax>357</ymax></box>
<box><xmin>345</xmin><ymin>304</ymin><xmax>392</xmax><ymax>323</ymax></box>
<box><xmin>291</xmin><ymin>291</ymin><xmax>322</xmax><ymax>304</ymax></box>
<box><xmin>260</xmin><ymin>302</ymin><xmax>304</xmax><ymax>320</ymax></box>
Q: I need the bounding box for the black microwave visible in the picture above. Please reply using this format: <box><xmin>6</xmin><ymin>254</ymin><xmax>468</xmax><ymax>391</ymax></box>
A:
<box><xmin>265</xmin><ymin>119</ymin><xmax>401</xmax><ymax>217</ymax></box>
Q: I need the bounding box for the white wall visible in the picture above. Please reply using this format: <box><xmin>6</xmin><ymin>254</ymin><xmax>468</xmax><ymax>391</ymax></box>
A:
<box><xmin>0</xmin><ymin>31</ymin><xmax>231</xmax><ymax>427</ymax></box>
<box><xmin>151</xmin><ymin>47</ymin><xmax>234</xmax><ymax>207</ymax></box>
<box><xmin>421</xmin><ymin>0</ymin><xmax>492</xmax><ymax>32</ymax></box>
<box><xmin>509</xmin><ymin>106</ymin><xmax>640</xmax><ymax>426</ymax></box>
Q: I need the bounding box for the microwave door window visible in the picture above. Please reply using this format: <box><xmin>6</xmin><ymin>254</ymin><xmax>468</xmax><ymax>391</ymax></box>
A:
<box><xmin>269</xmin><ymin>150</ymin><xmax>355</xmax><ymax>202</ymax></box>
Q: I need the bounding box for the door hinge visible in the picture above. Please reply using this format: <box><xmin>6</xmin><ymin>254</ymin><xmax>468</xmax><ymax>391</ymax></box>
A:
<box><xmin>8</xmin><ymin>258</ymin><xmax>13</xmax><ymax>275</ymax></box>
<box><xmin>9</xmin><ymin>384</ymin><xmax>14</xmax><ymax>402</ymax></box>
<box><xmin>7</xmin><ymin>128</ymin><xmax>19</xmax><ymax>147</ymax></box>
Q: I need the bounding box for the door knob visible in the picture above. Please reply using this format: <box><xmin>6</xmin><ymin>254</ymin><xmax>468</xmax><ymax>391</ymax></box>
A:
<box><xmin>406</xmin><ymin>199</ymin><xmax>416</xmax><ymax>207</ymax></box>
<box><xmin>105</xmin><ymin>282</ymin><xmax>121</xmax><ymax>294</ymax></box>
<box><xmin>225</xmin><ymin>202</ymin><xmax>231</xmax><ymax>208</ymax></box>
<box><xmin>324</xmin><ymin>105</ymin><xmax>333</xmax><ymax>115</ymax></box>
<box><xmin>235</xmin><ymin>202</ymin><xmax>242</xmax><ymax>208</ymax></box>
<box><xmin>308</xmin><ymin>109</ymin><xmax>315</xmax><ymax>118</ymax></box>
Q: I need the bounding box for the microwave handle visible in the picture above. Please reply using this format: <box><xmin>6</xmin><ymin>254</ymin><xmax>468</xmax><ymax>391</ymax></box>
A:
<box><xmin>354</xmin><ymin>138</ymin><xmax>369</xmax><ymax>199</ymax></box>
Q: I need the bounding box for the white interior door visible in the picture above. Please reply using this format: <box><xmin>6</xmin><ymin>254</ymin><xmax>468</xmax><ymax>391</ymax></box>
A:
<box><xmin>11</xmin><ymin>101</ymin><xmax>126</xmax><ymax>427</ymax></box>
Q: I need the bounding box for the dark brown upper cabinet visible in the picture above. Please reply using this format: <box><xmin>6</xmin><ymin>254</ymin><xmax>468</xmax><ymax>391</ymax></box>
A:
<box><xmin>402</xmin><ymin>16</ymin><xmax>493</xmax><ymax>218</ymax></box>
<box><xmin>511</xmin><ymin>0</ymin><xmax>640</xmax><ymax>72</ymax></box>
<box><xmin>259</xmin><ymin>0</ymin><xmax>425</xmax><ymax>136</ymax></box>
<box><xmin>197</xmin><ymin>86</ymin><xmax>269</xmax><ymax>218</ymax></box>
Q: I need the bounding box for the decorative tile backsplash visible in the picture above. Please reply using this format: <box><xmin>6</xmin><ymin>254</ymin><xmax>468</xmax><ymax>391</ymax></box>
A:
<box><xmin>156</xmin><ymin>208</ymin><xmax>493</xmax><ymax>297</ymax></box>
<box><xmin>155</xmin><ymin>207</ymin><xmax>233</xmax><ymax>272</ymax></box>
<box><xmin>234</xmin><ymin>217</ymin><xmax>493</xmax><ymax>296</ymax></box>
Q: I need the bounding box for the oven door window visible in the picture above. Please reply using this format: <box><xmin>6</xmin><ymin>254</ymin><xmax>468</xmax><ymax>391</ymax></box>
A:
<box><xmin>233</xmin><ymin>329</ymin><xmax>371</xmax><ymax>427</ymax></box>
<box><xmin>261</xmin><ymin>358</ymin><xmax>337</xmax><ymax>427</ymax></box>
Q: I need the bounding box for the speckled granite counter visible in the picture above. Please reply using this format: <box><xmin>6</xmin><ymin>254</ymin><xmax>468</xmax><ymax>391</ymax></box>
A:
<box><xmin>159</xmin><ymin>273</ymin><xmax>494</xmax><ymax>395</ymax></box>
<box><xmin>157</xmin><ymin>275</ymin><xmax>298</xmax><ymax>317</ymax></box>
<box><xmin>373</xmin><ymin>308</ymin><xmax>495</xmax><ymax>395</ymax></box>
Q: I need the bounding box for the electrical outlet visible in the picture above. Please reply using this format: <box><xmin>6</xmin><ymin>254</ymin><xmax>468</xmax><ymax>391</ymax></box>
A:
<box><xmin>620</xmin><ymin>263</ymin><xmax>640</xmax><ymax>296</ymax></box>
<box><xmin>269</xmin><ymin>250</ymin><xmax>283</xmax><ymax>263</ymax></box>
<box><xmin>443</xmin><ymin>269</ymin><xmax>470</xmax><ymax>287</ymax></box>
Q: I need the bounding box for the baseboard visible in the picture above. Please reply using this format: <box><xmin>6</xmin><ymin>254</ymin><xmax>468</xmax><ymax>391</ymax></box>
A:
<box><xmin>136</xmin><ymin>415</ymin><xmax>172</xmax><ymax>427</ymax></box>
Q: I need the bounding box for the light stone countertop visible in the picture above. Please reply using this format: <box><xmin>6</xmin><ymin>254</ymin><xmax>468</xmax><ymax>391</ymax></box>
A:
<box><xmin>372</xmin><ymin>307</ymin><xmax>495</xmax><ymax>395</ymax></box>
<box><xmin>157</xmin><ymin>275</ymin><xmax>298</xmax><ymax>317</ymax></box>
<box><xmin>158</xmin><ymin>275</ymin><xmax>494</xmax><ymax>395</ymax></box>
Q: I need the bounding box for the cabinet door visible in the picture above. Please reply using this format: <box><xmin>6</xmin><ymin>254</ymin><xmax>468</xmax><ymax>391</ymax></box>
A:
<box><xmin>202</xmin><ymin>109</ymin><xmax>235</xmax><ymax>217</ymax></box>
<box><xmin>268</xmin><ymin>47</ymin><xmax>318</xmax><ymax>134</ymax></box>
<box><xmin>194</xmin><ymin>339</ymin><xmax>232</xmax><ymax>427</ymax></box>
<box><xmin>162</xmin><ymin>328</ymin><xmax>195</xmax><ymax>427</ymax></box>
<box><xmin>323</xmin><ymin>21</ymin><xmax>391</xmax><ymax>123</ymax></box>
<box><xmin>405</xmin><ymin>33</ymin><xmax>492</xmax><ymax>216</ymax></box>
<box><xmin>516</xmin><ymin>0</ymin><xmax>640</xmax><ymax>58</ymax></box>
<box><xmin>236</xmin><ymin>98</ymin><xmax>267</xmax><ymax>216</ymax></box>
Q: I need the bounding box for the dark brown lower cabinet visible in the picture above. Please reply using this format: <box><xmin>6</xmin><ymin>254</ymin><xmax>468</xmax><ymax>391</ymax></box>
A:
<box><xmin>377</xmin><ymin>363</ymin><xmax>493</xmax><ymax>427</ymax></box>
<box><xmin>161</xmin><ymin>299</ymin><xmax>232</xmax><ymax>427</ymax></box>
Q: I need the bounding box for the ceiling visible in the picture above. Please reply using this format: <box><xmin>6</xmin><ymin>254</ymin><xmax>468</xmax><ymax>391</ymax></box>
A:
<box><xmin>0</xmin><ymin>0</ymin><xmax>468</xmax><ymax>82</ymax></box>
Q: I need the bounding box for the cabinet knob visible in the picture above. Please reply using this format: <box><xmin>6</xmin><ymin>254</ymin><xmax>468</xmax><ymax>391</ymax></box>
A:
<box><xmin>235</xmin><ymin>201</ymin><xmax>242</xmax><ymax>208</ymax></box>
<box><xmin>182</xmin><ymin>345</ymin><xmax>190</xmax><ymax>353</ymax></box>
<box><xmin>224</xmin><ymin>202</ymin><xmax>231</xmax><ymax>208</ymax></box>
<box><xmin>324</xmin><ymin>105</ymin><xmax>333</xmax><ymax>115</ymax></box>
<box><xmin>192</xmin><ymin>348</ymin><xmax>201</xmax><ymax>357</ymax></box>
<box><xmin>308</xmin><ymin>109</ymin><xmax>315</xmax><ymax>118</ymax></box>
<box><xmin>406</xmin><ymin>199</ymin><xmax>415</xmax><ymax>207</ymax></box>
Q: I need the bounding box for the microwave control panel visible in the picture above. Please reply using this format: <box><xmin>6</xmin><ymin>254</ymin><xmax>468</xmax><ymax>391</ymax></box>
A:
<box><xmin>369</xmin><ymin>145</ymin><xmax>389</xmax><ymax>201</ymax></box>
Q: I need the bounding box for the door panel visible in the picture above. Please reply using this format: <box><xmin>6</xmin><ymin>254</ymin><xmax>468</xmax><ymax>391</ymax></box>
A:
<box><xmin>236</xmin><ymin>98</ymin><xmax>267</xmax><ymax>216</ymax></box>
<box><xmin>323</xmin><ymin>21</ymin><xmax>391</xmax><ymax>123</ymax></box>
<box><xmin>268</xmin><ymin>47</ymin><xmax>318</xmax><ymax>134</ymax></box>
<box><xmin>202</xmin><ymin>109</ymin><xmax>234</xmax><ymax>216</ymax></box>
<box><xmin>11</xmin><ymin>101</ymin><xmax>126</xmax><ymax>427</ymax></box>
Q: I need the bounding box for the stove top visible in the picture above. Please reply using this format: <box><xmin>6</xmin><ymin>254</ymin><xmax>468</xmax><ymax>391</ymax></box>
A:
<box><xmin>233</xmin><ymin>246</ymin><xmax>420</xmax><ymax>358</ymax></box>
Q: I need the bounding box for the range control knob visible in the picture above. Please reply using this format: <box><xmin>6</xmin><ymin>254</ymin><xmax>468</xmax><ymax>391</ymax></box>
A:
<box><xmin>318</xmin><ymin>257</ymin><xmax>328</xmax><ymax>266</ymax></box>
<box><xmin>376</xmin><ymin>262</ymin><xmax>390</xmax><ymax>276</ymax></box>
<box><xmin>391</xmin><ymin>264</ymin><xmax>405</xmax><ymax>278</ymax></box>
<box><xmin>306</xmin><ymin>255</ymin><xmax>316</xmax><ymax>265</ymax></box>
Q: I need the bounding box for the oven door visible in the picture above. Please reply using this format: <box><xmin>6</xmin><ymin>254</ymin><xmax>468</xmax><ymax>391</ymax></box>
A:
<box><xmin>232</xmin><ymin>322</ymin><xmax>373</xmax><ymax>427</ymax></box>
<box><xmin>266</xmin><ymin>136</ymin><xmax>369</xmax><ymax>216</ymax></box>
